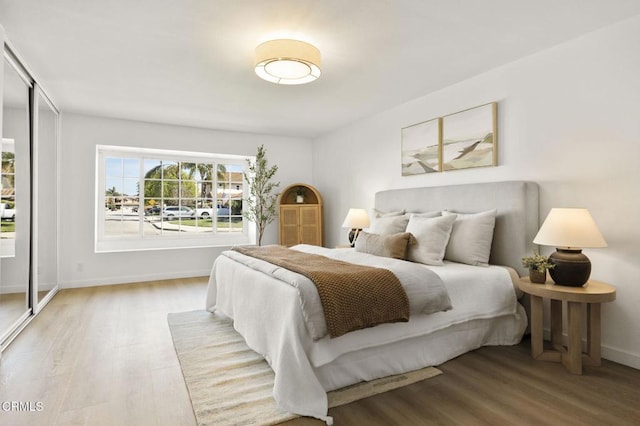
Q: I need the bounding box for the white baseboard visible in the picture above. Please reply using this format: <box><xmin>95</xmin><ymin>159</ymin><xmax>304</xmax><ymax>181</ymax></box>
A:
<box><xmin>542</xmin><ymin>328</ymin><xmax>640</xmax><ymax>370</ymax></box>
<box><xmin>1</xmin><ymin>282</ymin><xmax>58</xmax><ymax>295</ymax></box>
<box><xmin>601</xmin><ymin>345</ymin><xmax>640</xmax><ymax>370</ymax></box>
<box><xmin>61</xmin><ymin>269</ymin><xmax>211</xmax><ymax>289</ymax></box>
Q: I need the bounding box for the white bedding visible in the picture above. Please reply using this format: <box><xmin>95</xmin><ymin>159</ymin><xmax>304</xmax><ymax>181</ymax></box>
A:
<box><xmin>307</xmin><ymin>257</ymin><xmax>523</xmax><ymax>367</ymax></box>
<box><xmin>221</xmin><ymin>244</ymin><xmax>452</xmax><ymax>340</ymax></box>
<box><xmin>206</xmin><ymin>246</ymin><xmax>526</xmax><ymax>424</ymax></box>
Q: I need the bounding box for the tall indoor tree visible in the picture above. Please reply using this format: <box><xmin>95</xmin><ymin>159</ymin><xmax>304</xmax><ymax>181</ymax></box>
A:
<box><xmin>243</xmin><ymin>145</ymin><xmax>279</xmax><ymax>246</ymax></box>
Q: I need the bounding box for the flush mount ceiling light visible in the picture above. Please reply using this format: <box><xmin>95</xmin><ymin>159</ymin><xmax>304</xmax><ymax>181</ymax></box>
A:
<box><xmin>254</xmin><ymin>39</ymin><xmax>321</xmax><ymax>85</ymax></box>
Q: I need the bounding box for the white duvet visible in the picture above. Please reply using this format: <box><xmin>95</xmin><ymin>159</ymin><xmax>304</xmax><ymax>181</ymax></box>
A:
<box><xmin>206</xmin><ymin>245</ymin><xmax>525</xmax><ymax>424</ymax></box>
<box><xmin>221</xmin><ymin>245</ymin><xmax>452</xmax><ymax>340</ymax></box>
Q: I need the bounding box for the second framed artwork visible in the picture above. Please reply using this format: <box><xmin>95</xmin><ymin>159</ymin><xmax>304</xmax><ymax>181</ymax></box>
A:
<box><xmin>401</xmin><ymin>102</ymin><xmax>497</xmax><ymax>176</ymax></box>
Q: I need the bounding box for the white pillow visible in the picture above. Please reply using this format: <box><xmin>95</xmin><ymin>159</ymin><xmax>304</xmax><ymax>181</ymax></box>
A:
<box><xmin>369</xmin><ymin>214</ymin><xmax>410</xmax><ymax>235</ymax></box>
<box><xmin>405</xmin><ymin>214</ymin><xmax>457</xmax><ymax>265</ymax></box>
<box><xmin>372</xmin><ymin>208</ymin><xmax>405</xmax><ymax>218</ymax></box>
<box><xmin>443</xmin><ymin>209</ymin><xmax>497</xmax><ymax>266</ymax></box>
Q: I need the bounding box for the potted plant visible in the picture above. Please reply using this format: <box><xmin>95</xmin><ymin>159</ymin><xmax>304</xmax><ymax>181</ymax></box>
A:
<box><xmin>522</xmin><ymin>253</ymin><xmax>555</xmax><ymax>284</ymax></box>
<box><xmin>294</xmin><ymin>187</ymin><xmax>306</xmax><ymax>203</ymax></box>
<box><xmin>243</xmin><ymin>145</ymin><xmax>279</xmax><ymax>246</ymax></box>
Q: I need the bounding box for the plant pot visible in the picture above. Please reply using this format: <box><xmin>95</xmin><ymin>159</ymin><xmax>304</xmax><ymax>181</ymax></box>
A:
<box><xmin>529</xmin><ymin>268</ymin><xmax>547</xmax><ymax>284</ymax></box>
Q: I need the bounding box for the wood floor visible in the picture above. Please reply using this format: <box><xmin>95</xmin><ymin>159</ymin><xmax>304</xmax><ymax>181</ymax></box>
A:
<box><xmin>0</xmin><ymin>291</ymin><xmax>52</xmax><ymax>333</ymax></box>
<box><xmin>1</xmin><ymin>278</ymin><xmax>638</xmax><ymax>426</ymax></box>
<box><xmin>0</xmin><ymin>292</ymin><xmax>28</xmax><ymax>332</ymax></box>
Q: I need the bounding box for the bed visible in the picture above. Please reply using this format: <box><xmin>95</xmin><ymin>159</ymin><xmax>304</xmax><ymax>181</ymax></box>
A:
<box><xmin>206</xmin><ymin>180</ymin><xmax>539</xmax><ymax>424</ymax></box>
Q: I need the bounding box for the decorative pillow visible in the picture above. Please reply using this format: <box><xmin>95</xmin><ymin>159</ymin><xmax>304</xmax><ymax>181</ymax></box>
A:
<box><xmin>443</xmin><ymin>209</ymin><xmax>497</xmax><ymax>266</ymax></box>
<box><xmin>354</xmin><ymin>231</ymin><xmax>413</xmax><ymax>260</ymax></box>
<box><xmin>369</xmin><ymin>214</ymin><xmax>410</xmax><ymax>235</ymax></box>
<box><xmin>405</xmin><ymin>214</ymin><xmax>457</xmax><ymax>265</ymax></box>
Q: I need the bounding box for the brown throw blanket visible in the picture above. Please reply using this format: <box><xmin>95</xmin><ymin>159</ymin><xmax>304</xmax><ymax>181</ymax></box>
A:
<box><xmin>233</xmin><ymin>245</ymin><xmax>410</xmax><ymax>338</ymax></box>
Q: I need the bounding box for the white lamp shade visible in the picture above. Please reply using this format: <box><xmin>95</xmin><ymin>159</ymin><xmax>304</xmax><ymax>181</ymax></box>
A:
<box><xmin>533</xmin><ymin>208</ymin><xmax>607</xmax><ymax>249</ymax></box>
<box><xmin>342</xmin><ymin>208</ymin><xmax>370</xmax><ymax>229</ymax></box>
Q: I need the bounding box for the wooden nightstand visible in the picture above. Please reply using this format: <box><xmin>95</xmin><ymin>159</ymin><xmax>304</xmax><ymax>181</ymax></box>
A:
<box><xmin>518</xmin><ymin>277</ymin><xmax>616</xmax><ymax>374</ymax></box>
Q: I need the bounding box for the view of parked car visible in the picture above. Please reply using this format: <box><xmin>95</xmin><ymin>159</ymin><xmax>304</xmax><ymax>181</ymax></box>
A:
<box><xmin>162</xmin><ymin>206</ymin><xmax>195</xmax><ymax>218</ymax></box>
<box><xmin>144</xmin><ymin>205</ymin><xmax>161</xmax><ymax>215</ymax></box>
<box><xmin>195</xmin><ymin>207</ymin><xmax>230</xmax><ymax>218</ymax></box>
<box><xmin>0</xmin><ymin>203</ymin><xmax>16</xmax><ymax>221</ymax></box>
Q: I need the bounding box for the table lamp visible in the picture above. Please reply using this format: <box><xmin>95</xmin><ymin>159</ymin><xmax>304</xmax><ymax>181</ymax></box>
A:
<box><xmin>533</xmin><ymin>208</ymin><xmax>607</xmax><ymax>287</ymax></box>
<box><xmin>342</xmin><ymin>208</ymin><xmax>370</xmax><ymax>247</ymax></box>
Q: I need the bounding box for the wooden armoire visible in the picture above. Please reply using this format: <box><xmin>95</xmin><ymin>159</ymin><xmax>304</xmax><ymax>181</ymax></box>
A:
<box><xmin>278</xmin><ymin>183</ymin><xmax>323</xmax><ymax>247</ymax></box>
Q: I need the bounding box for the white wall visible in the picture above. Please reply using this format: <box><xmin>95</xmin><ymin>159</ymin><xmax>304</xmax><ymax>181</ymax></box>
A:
<box><xmin>312</xmin><ymin>16</ymin><xmax>640</xmax><ymax>368</ymax></box>
<box><xmin>60</xmin><ymin>113</ymin><xmax>312</xmax><ymax>288</ymax></box>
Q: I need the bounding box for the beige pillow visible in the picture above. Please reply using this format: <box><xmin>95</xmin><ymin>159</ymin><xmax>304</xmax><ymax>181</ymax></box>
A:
<box><xmin>405</xmin><ymin>214</ymin><xmax>457</xmax><ymax>265</ymax></box>
<box><xmin>443</xmin><ymin>209</ymin><xmax>497</xmax><ymax>266</ymax></box>
<box><xmin>369</xmin><ymin>214</ymin><xmax>410</xmax><ymax>235</ymax></box>
<box><xmin>354</xmin><ymin>231</ymin><xmax>413</xmax><ymax>260</ymax></box>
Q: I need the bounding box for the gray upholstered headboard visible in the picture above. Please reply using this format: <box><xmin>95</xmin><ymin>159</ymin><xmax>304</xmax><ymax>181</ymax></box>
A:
<box><xmin>375</xmin><ymin>181</ymin><xmax>539</xmax><ymax>276</ymax></box>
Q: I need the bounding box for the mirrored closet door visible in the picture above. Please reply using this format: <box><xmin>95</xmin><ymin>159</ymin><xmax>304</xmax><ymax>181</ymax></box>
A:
<box><xmin>34</xmin><ymin>87</ymin><xmax>59</xmax><ymax>308</ymax></box>
<box><xmin>0</xmin><ymin>51</ymin><xmax>32</xmax><ymax>345</ymax></box>
<box><xmin>0</xmin><ymin>39</ymin><xmax>60</xmax><ymax>351</ymax></box>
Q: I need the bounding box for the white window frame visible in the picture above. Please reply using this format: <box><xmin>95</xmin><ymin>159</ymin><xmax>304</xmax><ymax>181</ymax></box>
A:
<box><xmin>95</xmin><ymin>145</ymin><xmax>255</xmax><ymax>253</ymax></box>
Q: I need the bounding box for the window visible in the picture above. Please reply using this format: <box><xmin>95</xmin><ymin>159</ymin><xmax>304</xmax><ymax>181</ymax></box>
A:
<box><xmin>96</xmin><ymin>145</ymin><xmax>254</xmax><ymax>252</ymax></box>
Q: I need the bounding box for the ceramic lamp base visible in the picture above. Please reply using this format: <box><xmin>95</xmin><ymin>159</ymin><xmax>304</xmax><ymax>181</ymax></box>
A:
<box><xmin>548</xmin><ymin>249</ymin><xmax>591</xmax><ymax>287</ymax></box>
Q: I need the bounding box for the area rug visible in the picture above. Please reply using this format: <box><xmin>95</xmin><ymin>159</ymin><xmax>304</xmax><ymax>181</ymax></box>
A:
<box><xmin>168</xmin><ymin>310</ymin><xmax>442</xmax><ymax>426</ymax></box>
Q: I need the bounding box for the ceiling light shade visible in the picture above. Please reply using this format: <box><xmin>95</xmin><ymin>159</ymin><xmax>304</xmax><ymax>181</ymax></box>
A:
<box><xmin>255</xmin><ymin>39</ymin><xmax>321</xmax><ymax>85</ymax></box>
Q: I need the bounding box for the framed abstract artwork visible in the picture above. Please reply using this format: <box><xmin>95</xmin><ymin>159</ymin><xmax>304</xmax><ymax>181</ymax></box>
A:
<box><xmin>401</xmin><ymin>117</ymin><xmax>441</xmax><ymax>176</ymax></box>
<box><xmin>441</xmin><ymin>102</ymin><xmax>497</xmax><ymax>171</ymax></box>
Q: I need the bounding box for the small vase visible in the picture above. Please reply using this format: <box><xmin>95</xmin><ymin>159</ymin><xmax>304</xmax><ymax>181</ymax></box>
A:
<box><xmin>529</xmin><ymin>268</ymin><xmax>546</xmax><ymax>284</ymax></box>
<box><xmin>296</xmin><ymin>195</ymin><xmax>304</xmax><ymax>203</ymax></box>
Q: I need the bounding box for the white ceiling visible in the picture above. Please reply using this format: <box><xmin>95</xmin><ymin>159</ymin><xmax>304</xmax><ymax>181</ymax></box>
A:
<box><xmin>1</xmin><ymin>0</ymin><xmax>640</xmax><ymax>138</ymax></box>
